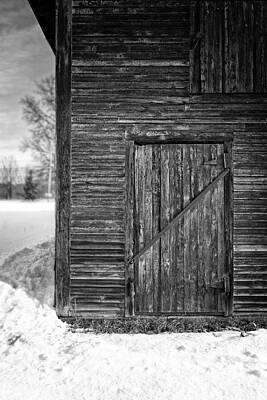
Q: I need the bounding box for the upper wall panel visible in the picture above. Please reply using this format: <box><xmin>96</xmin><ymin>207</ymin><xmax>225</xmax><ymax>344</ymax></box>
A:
<box><xmin>72</xmin><ymin>0</ymin><xmax>190</xmax><ymax>65</ymax></box>
<box><xmin>190</xmin><ymin>0</ymin><xmax>267</xmax><ymax>93</ymax></box>
<box><xmin>72</xmin><ymin>0</ymin><xmax>190</xmax><ymax>108</ymax></box>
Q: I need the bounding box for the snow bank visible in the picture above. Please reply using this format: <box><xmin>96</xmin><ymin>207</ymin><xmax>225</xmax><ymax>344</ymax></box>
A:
<box><xmin>0</xmin><ymin>241</ymin><xmax>54</xmax><ymax>306</ymax></box>
<box><xmin>1</xmin><ymin>281</ymin><xmax>267</xmax><ymax>400</ymax></box>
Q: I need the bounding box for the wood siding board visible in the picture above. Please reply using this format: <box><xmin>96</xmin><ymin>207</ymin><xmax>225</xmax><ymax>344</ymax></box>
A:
<box><xmin>138</xmin><ymin>146</ymin><xmax>146</xmax><ymax>313</ymax></box>
<box><xmin>177</xmin><ymin>145</ymin><xmax>185</xmax><ymax>311</ymax></box>
<box><xmin>202</xmin><ymin>144</ymin><xmax>212</xmax><ymax>310</ymax></box>
<box><xmin>160</xmin><ymin>145</ymin><xmax>171</xmax><ymax>312</ymax></box>
<box><xmin>232</xmin><ymin>127</ymin><xmax>267</xmax><ymax>313</ymax></box>
<box><xmin>189</xmin><ymin>144</ymin><xmax>199</xmax><ymax>311</ymax></box>
<box><xmin>210</xmin><ymin>143</ymin><xmax>219</xmax><ymax>312</ymax></box>
<box><xmin>125</xmin><ymin>140</ymin><xmax>134</xmax><ymax>316</ymax></box>
<box><xmin>169</xmin><ymin>145</ymin><xmax>178</xmax><ymax>312</ymax></box>
<box><xmin>183</xmin><ymin>145</ymin><xmax>191</xmax><ymax>312</ymax></box>
<box><xmin>152</xmin><ymin>145</ymin><xmax>161</xmax><ymax>312</ymax></box>
<box><xmin>197</xmin><ymin>144</ymin><xmax>205</xmax><ymax>311</ymax></box>
<box><xmin>190</xmin><ymin>0</ymin><xmax>201</xmax><ymax>93</ymax></box>
<box><xmin>217</xmin><ymin>144</ymin><xmax>225</xmax><ymax>312</ymax></box>
<box><xmin>144</xmin><ymin>146</ymin><xmax>153</xmax><ymax>312</ymax></box>
<box><xmin>254</xmin><ymin>1</ymin><xmax>267</xmax><ymax>92</ymax></box>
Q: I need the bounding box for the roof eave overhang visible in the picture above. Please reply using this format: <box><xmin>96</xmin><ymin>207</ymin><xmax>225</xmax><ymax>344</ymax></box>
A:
<box><xmin>27</xmin><ymin>0</ymin><xmax>56</xmax><ymax>54</ymax></box>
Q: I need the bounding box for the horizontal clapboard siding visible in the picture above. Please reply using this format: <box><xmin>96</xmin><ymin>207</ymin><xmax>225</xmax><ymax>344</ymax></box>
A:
<box><xmin>70</xmin><ymin>0</ymin><xmax>190</xmax><ymax>317</ymax></box>
<box><xmin>233</xmin><ymin>129</ymin><xmax>267</xmax><ymax>313</ymax></box>
<box><xmin>70</xmin><ymin>126</ymin><xmax>126</xmax><ymax>317</ymax></box>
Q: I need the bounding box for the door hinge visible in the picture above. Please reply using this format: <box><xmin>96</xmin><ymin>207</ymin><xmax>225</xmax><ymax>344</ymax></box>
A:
<box><xmin>210</xmin><ymin>274</ymin><xmax>231</xmax><ymax>294</ymax></box>
<box><xmin>223</xmin><ymin>152</ymin><xmax>230</xmax><ymax>169</ymax></box>
<box><xmin>127</xmin><ymin>277</ymin><xmax>135</xmax><ymax>316</ymax></box>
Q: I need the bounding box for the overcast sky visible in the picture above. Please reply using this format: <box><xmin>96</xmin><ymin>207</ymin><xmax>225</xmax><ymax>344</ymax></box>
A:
<box><xmin>0</xmin><ymin>0</ymin><xmax>54</xmax><ymax>167</ymax></box>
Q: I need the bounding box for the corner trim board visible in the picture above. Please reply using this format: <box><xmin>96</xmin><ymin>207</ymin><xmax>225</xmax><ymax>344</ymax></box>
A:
<box><xmin>55</xmin><ymin>0</ymin><xmax>72</xmax><ymax>316</ymax></box>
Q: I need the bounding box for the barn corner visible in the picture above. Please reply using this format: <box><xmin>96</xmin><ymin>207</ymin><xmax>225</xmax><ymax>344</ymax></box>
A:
<box><xmin>29</xmin><ymin>0</ymin><xmax>267</xmax><ymax>321</ymax></box>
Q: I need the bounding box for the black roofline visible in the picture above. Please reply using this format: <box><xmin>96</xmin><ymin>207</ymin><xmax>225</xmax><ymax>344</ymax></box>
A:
<box><xmin>27</xmin><ymin>0</ymin><xmax>56</xmax><ymax>54</ymax></box>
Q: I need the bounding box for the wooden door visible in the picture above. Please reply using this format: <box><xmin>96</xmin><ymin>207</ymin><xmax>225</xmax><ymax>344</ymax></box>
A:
<box><xmin>128</xmin><ymin>142</ymin><xmax>232</xmax><ymax>316</ymax></box>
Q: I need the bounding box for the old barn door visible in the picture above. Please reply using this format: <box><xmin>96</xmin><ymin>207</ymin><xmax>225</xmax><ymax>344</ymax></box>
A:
<box><xmin>127</xmin><ymin>142</ymin><xmax>232</xmax><ymax>316</ymax></box>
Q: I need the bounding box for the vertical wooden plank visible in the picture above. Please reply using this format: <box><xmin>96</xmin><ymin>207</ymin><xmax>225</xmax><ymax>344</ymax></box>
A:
<box><xmin>224</xmin><ymin>141</ymin><xmax>233</xmax><ymax>316</ymax></box>
<box><xmin>176</xmin><ymin>145</ymin><xmax>184</xmax><ymax>312</ymax></box>
<box><xmin>136</xmin><ymin>146</ymin><xmax>145</xmax><ymax>313</ymax></box>
<box><xmin>55</xmin><ymin>0</ymin><xmax>72</xmax><ymax>316</ymax></box>
<box><xmin>221</xmin><ymin>0</ymin><xmax>226</xmax><ymax>93</ymax></box>
<box><xmin>214</xmin><ymin>1</ymin><xmax>223</xmax><ymax>92</ymax></box>
<box><xmin>134</xmin><ymin>145</ymin><xmax>140</xmax><ymax>313</ymax></box>
<box><xmin>160</xmin><ymin>145</ymin><xmax>171</xmax><ymax>312</ymax></box>
<box><xmin>224</xmin><ymin>0</ymin><xmax>230</xmax><ymax>92</ymax></box>
<box><xmin>200</xmin><ymin>0</ymin><xmax>223</xmax><ymax>93</ymax></box>
<box><xmin>168</xmin><ymin>145</ymin><xmax>178</xmax><ymax>312</ymax></box>
<box><xmin>263</xmin><ymin>2</ymin><xmax>267</xmax><ymax>92</ymax></box>
<box><xmin>210</xmin><ymin>143</ymin><xmax>219</xmax><ymax>312</ymax></box>
<box><xmin>217</xmin><ymin>143</ymin><xmax>225</xmax><ymax>313</ymax></box>
<box><xmin>196</xmin><ymin>143</ymin><xmax>205</xmax><ymax>311</ymax></box>
<box><xmin>144</xmin><ymin>146</ymin><xmax>153</xmax><ymax>312</ymax></box>
<box><xmin>200</xmin><ymin>1</ymin><xmax>207</xmax><ymax>93</ymax></box>
<box><xmin>189</xmin><ymin>144</ymin><xmax>198</xmax><ymax>311</ymax></box>
<box><xmin>125</xmin><ymin>141</ymin><xmax>135</xmax><ymax>317</ymax></box>
<box><xmin>225</xmin><ymin>0</ymin><xmax>237</xmax><ymax>92</ymax></box>
<box><xmin>236</xmin><ymin>2</ymin><xmax>243</xmax><ymax>92</ymax></box>
<box><xmin>240</xmin><ymin>1</ymin><xmax>254</xmax><ymax>92</ymax></box>
<box><xmin>202</xmin><ymin>144</ymin><xmax>212</xmax><ymax>310</ymax></box>
<box><xmin>225</xmin><ymin>0</ymin><xmax>255</xmax><ymax>92</ymax></box>
<box><xmin>254</xmin><ymin>1</ymin><xmax>267</xmax><ymax>92</ymax></box>
<box><xmin>190</xmin><ymin>0</ymin><xmax>201</xmax><ymax>93</ymax></box>
<box><xmin>151</xmin><ymin>145</ymin><xmax>161</xmax><ymax>313</ymax></box>
<box><xmin>183</xmin><ymin>144</ymin><xmax>191</xmax><ymax>312</ymax></box>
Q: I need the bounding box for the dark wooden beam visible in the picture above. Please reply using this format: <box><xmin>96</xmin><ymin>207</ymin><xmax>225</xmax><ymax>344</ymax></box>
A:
<box><xmin>55</xmin><ymin>0</ymin><xmax>72</xmax><ymax>316</ymax></box>
<box><xmin>125</xmin><ymin>141</ymin><xmax>135</xmax><ymax>317</ymax></box>
<box><xmin>27</xmin><ymin>0</ymin><xmax>56</xmax><ymax>53</ymax></box>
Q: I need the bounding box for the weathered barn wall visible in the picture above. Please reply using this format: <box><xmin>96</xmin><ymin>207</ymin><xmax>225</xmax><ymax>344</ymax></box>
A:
<box><xmin>56</xmin><ymin>0</ymin><xmax>267</xmax><ymax>317</ymax></box>
<box><xmin>70</xmin><ymin>0</ymin><xmax>190</xmax><ymax>317</ymax></box>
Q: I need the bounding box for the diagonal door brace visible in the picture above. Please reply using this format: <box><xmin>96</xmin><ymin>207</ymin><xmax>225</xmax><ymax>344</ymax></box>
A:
<box><xmin>128</xmin><ymin>167</ymin><xmax>230</xmax><ymax>265</ymax></box>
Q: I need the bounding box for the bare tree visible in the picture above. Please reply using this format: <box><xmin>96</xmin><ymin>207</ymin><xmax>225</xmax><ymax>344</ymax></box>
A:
<box><xmin>20</xmin><ymin>75</ymin><xmax>55</xmax><ymax>199</ymax></box>
<box><xmin>0</xmin><ymin>156</ymin><xmax>19</xmax><ymax>199</ymax></box>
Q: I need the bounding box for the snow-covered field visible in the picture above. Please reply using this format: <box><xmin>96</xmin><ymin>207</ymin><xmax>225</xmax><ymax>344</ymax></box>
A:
<box><xmin>0</xmin><ymin>200</ymin><xmax>55</xmax><ymax>265</ymax></box>
<box><xmin>1</xmin><ymin>281</ymin><xmax>267</xmax><ymax>400</ymax></box>
<box><xmin>1</xmin><ymin>199</ymin><xmax>267</xmax><ymax>400</ymax></box>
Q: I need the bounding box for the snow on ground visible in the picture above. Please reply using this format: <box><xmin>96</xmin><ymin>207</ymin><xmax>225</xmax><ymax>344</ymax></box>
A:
<box><xmin>1</xmin><ymin>281</ymin><xmax>267</xmax><ymax>400</ymax></box>
<box><xmin>1</xmin><ymin>199</ymin><xmax>267</xmax><ymax>399</ymax></box>
<box><xmin>0</xmin><ymin>200</ymin><xmax>55</xmax><ymax>265</ymax></box>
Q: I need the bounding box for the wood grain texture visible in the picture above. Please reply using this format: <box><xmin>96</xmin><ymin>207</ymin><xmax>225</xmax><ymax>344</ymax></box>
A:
<box><xmin>55</xmin><ymin>0</ymin><xmax>72</xmax><ymax>316</ymax></box>
<box><xmin>69</xmin><ymin>0</ymin><xmax>190</xmax><ymax>317</ymax></box>
<box><xmin>191</xmin><ymin>0</ymin><xmax>267</xmax><ymax>94</ymax></box>
<box><xmin>133</xmin><ymin>143</ymin><xmax>229</xmax><ymax>315</ymax></box>
<box><xmin>233</xmin><ymin>129</ymin><xmax>267</xmax><ymax>313</ymax></box>
<box><xmin>63</xmin><ymin>0</ymin><xmax>267</xmax><ymax>317</ymax></box>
